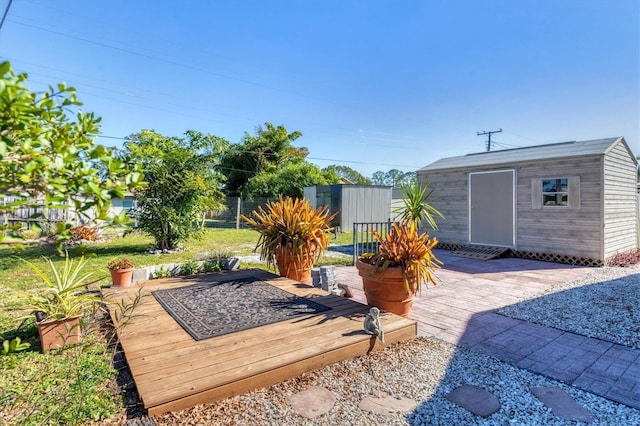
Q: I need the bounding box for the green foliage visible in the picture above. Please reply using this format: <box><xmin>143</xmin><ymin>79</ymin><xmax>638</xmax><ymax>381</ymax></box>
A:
<box><xmin>242</xmin><ymin>196</ymin><xmax>337</xmax><ymax>269</ymax></box>
<box><xmin>0</xmin><ymin>61</ymin><xmax>146</xmax><ymax>245</ymax></box>
<box><xmin>17</xmin><ymin>253</ymin><xmax>102</xmax><ymax>320</ymax></box>
<box><xmin>1</xmin><ymin>337</ymin><xmax>30</xmax><ymax>355</ymax></box>
<box><xmin>322</xmin><ymin>165</ymin><xmax>372</xmax><ymax>185</ymax></box>
<box><xmin>371</xmin><ymin>169</ymin><xmax>416</xmax><ymax>187</ymax></box>
<box><xmin>393</xmin><ymin>180</ymin><xmax>444</xmax><ymax>230</ymax></box>
<box><xmin>153</xmin><ymin>266</ymin><xmax>172</xmax><ymax>278</ymax></box>
<box><xmin>0</xmin><ymin>343</ymin><xmax>120</xmax><ymax>425</ymax></box>
<box><xmin>179</xmin><ymin>259</ymin><xmax>200</xmax><ymax>276</ymax></box>
<box><xmin>202</xmin><ymin>259</ymin><xmax>222</xmax><ymax>273</ymax></box>
<box><xmin>218</xmin><ymin>122</ymin><xmax>307</xmax><ymax>196</ymax></box>
<box><xmin>244</xmin><ymin>161</ymin><xmax>340</xmax><ymax>198</ymax></box>
<box><xmin>126</xmin><ymin>129</ymin><xmax>226</xmax><ymax>250</ymax></box>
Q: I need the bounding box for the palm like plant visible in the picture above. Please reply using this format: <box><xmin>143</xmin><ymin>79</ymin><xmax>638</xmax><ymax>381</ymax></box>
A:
<box><xmin>394</xmin><ymin>180</ymin><xmax>444</xmax><ymax>230</ymax></box>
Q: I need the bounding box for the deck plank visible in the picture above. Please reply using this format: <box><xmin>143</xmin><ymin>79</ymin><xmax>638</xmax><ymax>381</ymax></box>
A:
<box><xmin>104</xmin><ymin>269</ymin><xmax>416</xmax><ymax>415</ymax></box>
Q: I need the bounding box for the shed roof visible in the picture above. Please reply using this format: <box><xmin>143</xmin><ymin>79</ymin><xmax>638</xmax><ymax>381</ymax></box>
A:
<box><xmin>419</xmin><ymin>137</ymin><xmax>634</xmax><ymax>171</ymax></box>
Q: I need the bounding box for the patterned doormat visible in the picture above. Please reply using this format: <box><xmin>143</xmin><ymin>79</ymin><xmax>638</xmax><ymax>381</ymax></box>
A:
<box><xmin>152</xmin><ymin>276</ymin><xmax>331</xmax><ymax>341</ymax></box>
<box><xmin>450</xmin><ymin>245</ymin><xmax>510</xmax><ymax>260</ymax></box>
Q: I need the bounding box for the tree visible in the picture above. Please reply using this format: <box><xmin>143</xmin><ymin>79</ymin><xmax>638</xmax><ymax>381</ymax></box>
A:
<box><xmin>218</xmin><ymin>122</ymin><xmax>306</xmax><ymax>196</ymax></box>
<box><xmin>125</xmin><ymin>130</ymin><xmax>226</xmax><ymax>250</ymax></box>
<box><xmin>322</xmin><ymin>165</ymin><xmax>371</xmax><ymax>185</ymax></box>
<box><xmin>244</xmin><ymin>161</ymin><xmax>339</xmax><ymax>198</ymax></box>
<box><xmin>370</xmin><ymin>169</ymin><xmax>416</xmax><ymax>187</ymax></box>
<box><xmin>0</xmin><ymin>61</ymin><xmax>145</xmax><ymax>242</ymax></box>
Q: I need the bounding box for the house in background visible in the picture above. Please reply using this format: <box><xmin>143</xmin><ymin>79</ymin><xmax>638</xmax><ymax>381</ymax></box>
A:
<box><xmin>417</xmin><ymin>137</ymin><xmax>638</xmax><ymax>266</ymax></box>
<box><xmin>304</xmin><ymin>184</ymin><xmax>392</xmax><ymax>231</ymax></box>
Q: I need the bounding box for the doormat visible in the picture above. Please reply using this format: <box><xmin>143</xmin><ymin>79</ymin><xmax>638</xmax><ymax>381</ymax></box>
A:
<box><xmin>152</xmin><ymin>276</ymin><xmax>331</xmax><ymax>341</ymax></box>
<box><xmin>450</xmin><ymin>246</ymin><xmax>509</xmax><ymax>261</ymax></box>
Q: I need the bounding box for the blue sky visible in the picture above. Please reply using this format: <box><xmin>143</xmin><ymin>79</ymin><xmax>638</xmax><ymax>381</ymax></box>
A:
<box><xmin>1</xmin><ymin>0</ymin><xmax>638</xmax><ymax>177</ymax></box>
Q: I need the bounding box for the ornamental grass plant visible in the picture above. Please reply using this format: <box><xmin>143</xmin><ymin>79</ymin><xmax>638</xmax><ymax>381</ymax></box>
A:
<box><xmin>359</xmin><ymin>219</ymin><xmax>441</xmax><ymax>294</ymax></box>
<box><xmin>241</xmin><ymin>196</ymin><xmax>337</xmax><ymax>270</ymax></box>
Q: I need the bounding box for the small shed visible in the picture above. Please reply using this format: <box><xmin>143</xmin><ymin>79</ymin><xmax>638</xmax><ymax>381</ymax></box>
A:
<box><xmin>417</xmin><ymin>137</ymin><xmax>638</xmax><ymax>266</ymax></box>
<box><xmin>303</xmin><ymin>184</ymin><xmax>392</xmax><ymax>231</ymax></box>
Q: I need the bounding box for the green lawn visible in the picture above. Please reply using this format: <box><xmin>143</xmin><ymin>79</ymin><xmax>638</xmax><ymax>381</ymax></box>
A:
<box><xmin>0</xmin><ymin>228</ymin><xmax>354</xmax><ymax>425</ymax></box>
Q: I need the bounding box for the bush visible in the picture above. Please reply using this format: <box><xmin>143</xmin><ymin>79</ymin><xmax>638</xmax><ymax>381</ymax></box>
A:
<box><xmin>202</xmin><ymin>259</ymin><xmax>222</xmax><ymax>273</ymax></box>
<box><xmin>179</xmin><ymin>260</ymin><xmax>200</xmax><ymax>276</ymax></box>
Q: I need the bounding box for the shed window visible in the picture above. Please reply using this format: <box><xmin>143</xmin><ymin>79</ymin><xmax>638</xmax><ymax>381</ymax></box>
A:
<box><xmin>542</xmin><ymin>178</ymin><xmax>568</xmax><ymax>206</ymax></box>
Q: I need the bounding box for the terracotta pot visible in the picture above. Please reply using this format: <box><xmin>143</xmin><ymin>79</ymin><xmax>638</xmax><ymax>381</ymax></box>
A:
<box><xmin>356</xmin><ymin>260</ymin><xmax>414</xmax><ymax>317</ymax></box>
<box><xmin>37</xmin><ymin>315</ymin><xmax>81</xmax><ymax>352</ymax></box>
<box><xmin>110</xmin><ymin>268</ymin><xmax>134</xmax><ymax>287</ymax></box>
<box><xmin>275</xmin><ymin>247</ymin><xmax>315</xmax><ymax>284</ymax></box>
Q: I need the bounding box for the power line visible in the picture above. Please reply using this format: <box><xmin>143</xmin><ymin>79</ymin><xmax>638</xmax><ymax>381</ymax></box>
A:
<box><xmin>477</xmin><ymin>128</ymin><xmax>502</xmax><ymax>152</ymax></box>
<box><xmin>0</xmin><ymin>0</ymin><xmax>12</xmax><ymax>33</ymax></box>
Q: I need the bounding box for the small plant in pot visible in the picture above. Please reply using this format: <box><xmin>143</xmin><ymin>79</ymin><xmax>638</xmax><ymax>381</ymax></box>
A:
<box><xmin>242</xmin><ymin>196</ymin><xmax>337</xmax><ymax>283</ymax></box>
<box><xmin>18</xmin><ymin>254</ymin><xmax>102</xmax><ymax>352</ymax></box>
<box><xmin>356</xmin><ymin>220</ymin><xmax>441</xmax><ymax>317</ymax></box>
<box><xmin>107</xmin><ymin>257</ymin><xmax>135</xmax><ymax>287</ymax></box>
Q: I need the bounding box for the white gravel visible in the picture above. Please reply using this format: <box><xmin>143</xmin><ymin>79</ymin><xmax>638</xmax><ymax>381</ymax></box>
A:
<box><xmin>498</xmin><ymin>264</ymin><xmax>640</xmax><ymax>349</ymax></box>
<box><xmin>152</xmin><ymin>264</ymin><xmax>640</xmax><ymax>425</ymax></box>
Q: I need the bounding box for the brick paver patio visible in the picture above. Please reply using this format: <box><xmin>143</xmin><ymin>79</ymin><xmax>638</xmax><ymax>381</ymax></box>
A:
<box><xmin>334</xmin><ymin>249</ymin><xmax>640</xmax><ymax>410</ymax></box>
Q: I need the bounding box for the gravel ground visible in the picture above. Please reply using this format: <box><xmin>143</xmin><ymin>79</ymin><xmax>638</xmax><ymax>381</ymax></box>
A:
<box><xmin>100</xmin><ymin>264</ymin><xmax>640</xmax><ymax>425</ymax></box>
<box><xmin>144</xmin><ymin>264</ymin><xmax>640</xmax><ymax>426</ymax></box>
<box><xmin>151</xmin><ymin>337</ymin><xmax>640</xmax><ymax>426</ymax></box>
<box><xmin>498</xmin><ymin>264</ymin><xmax>640</xmax><ymax>349</ymax></box>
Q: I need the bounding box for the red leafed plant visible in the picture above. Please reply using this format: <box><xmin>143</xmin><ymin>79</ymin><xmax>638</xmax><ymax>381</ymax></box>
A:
<box><xmin>359</xmin><ymin>220</ymin><xmax>441</xmax><ymax>294</ymax></box>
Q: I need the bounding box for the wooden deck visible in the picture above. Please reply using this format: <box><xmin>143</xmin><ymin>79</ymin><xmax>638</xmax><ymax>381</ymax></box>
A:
<box><xmin>104</xmin><ymin>269</ymin><xmax>416</xmax><ymax>416</ymax></box>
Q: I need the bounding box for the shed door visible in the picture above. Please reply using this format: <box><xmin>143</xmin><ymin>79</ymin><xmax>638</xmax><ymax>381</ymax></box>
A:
<box><xmin>469</xmin><ymin>170</ymin><xmax>515</xmax><ymax>247</ymax></box>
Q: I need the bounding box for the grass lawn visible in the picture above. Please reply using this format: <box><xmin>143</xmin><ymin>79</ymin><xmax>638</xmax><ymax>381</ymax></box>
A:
<box><xmin>0</xmin><ymin>228</ymin><xmax>354</xmax><ymax>425</ymax></box>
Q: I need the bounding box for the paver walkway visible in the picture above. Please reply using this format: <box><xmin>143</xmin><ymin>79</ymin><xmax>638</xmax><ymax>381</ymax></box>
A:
<box><xmin>334</xmin><ymin>249</ymin><xmax>640</xmax><ymax>410</ymax></box>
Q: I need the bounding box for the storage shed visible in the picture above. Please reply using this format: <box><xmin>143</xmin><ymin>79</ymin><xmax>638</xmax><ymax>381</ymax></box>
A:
<box><xmin>417</xmin><ymin>137</ymin><xmax>638</xmax><ymax>266</ymax></box>
<box><xmin>303</xmin><ymin>184</ymin><xmax>392</xmax><ymax>231</ymax></box>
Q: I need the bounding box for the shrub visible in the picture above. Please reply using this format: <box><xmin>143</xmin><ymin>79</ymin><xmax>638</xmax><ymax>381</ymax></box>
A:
<box><xmin>179</xmin><ymin>260</ymin><xmax>200</xmax><ymax>276</ymax></box>
<box><xmin>202</xmin><ymin>259</ymin><xmax>222</xmax><ymax>273</ymax></box>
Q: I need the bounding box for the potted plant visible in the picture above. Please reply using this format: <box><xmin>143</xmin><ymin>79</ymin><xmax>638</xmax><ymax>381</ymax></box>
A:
<box><xmin>356</xmin><ymin>220</ymin><xmax>440</xmax><ymax>317</ymax></box>
<box><xmin>242</xmin><ymin>196</ymin><xmax>337</xmax><ymax>283</ymax></box>
<box><xmin>18</xmin><ymin>254</ymin><xmax>101</xmax><ymax>352</ymax></box>
<box><xmin>107</xmin><ymin>257</ymin><xmax>135</xmax><ymax>287</ymax></box>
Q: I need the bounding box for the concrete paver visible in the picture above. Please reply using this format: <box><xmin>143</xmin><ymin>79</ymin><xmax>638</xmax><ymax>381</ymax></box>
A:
<box><xmin>335</xmin><ymin>249</ymin><xmax>640</xmax><ymax>410</ymax></box>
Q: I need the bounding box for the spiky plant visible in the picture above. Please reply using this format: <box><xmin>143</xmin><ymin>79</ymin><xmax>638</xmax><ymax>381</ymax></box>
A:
<box><xmin>18</xmin><ymin>254</ymin><xmax>102</xmax><ymax>320</ymax></box>
<box><xmin>241</xmin><ymin>196</ymin><xmax>337</xmax><ymax>269</ymax></box>
<box><xmin>393</xmin><ymin>180</ymin><xmax>444</xmax><ymax>230</ymax></box>
<box><xmin>362</xmin><ymin>220</ymin><xmax>441</xmax><ymax>293</ymax></box>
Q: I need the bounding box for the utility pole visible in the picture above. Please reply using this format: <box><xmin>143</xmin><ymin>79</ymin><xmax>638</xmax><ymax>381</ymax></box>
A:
<box><xmin>477</xmin><ymin>128</ymin><xmax>502</xmax><ymax>152</ymax></box>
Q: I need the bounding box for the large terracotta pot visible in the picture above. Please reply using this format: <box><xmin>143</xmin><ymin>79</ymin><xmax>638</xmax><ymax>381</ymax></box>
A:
<box><xmin>356</xmin><ymin>260</ymin><xmax>414</xmax><ymax>317</ymax></box>
<box><xmin>110</xmin><ymin>268</ymin><xmax>134</xmax><ymax>287</ymax></box>
<box><xmin>37</xmin><ymin>315</ymin><xmax>81</xmax><ymax>352</ymax></box>
<box><xmin>275</xmin><ymin>247</ymin><xmax>315</xmax><ymax>284</ymax></box>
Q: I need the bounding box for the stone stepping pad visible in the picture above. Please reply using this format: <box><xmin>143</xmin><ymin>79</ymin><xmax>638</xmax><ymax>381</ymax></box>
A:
<box><xmin>288</xmin><ymin>386</ymin><xmax>336</xmax><ymax>419</ymax></box>
<box><xmin>531</xmin><ymin>386</ymin><xmax>594</xmax><ymax>423</ymax></box>
<box><xmin>446</xmin><ymin>384</ymin><xmax>501</xmax><ymax>418</ymax></box>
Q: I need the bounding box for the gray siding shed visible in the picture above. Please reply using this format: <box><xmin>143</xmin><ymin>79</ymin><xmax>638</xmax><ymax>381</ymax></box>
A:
<box><xmin>304</xmin><ymin>184</ymin><xmax>392</xmax><ymax>231</ymax></box>
<box><xmin>417</xmin><ymin>137</ymin><xmax>638</xmax><ymax>265</ymax></box>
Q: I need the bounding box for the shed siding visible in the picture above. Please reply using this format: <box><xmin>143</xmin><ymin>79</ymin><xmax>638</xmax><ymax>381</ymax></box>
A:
<box><xmin>515</xmin><ymin>157</ymin><xmax>603</xmax><ymax>259</ymax></box>
<box><xmin>416</xmin><ymin>170</ymin><xmax>468</xmax><ymax>245</ymax></box>
<box><xmin>603</xmin><ymin>141</ymin><xmax>638</xmax><ymax>259</ymax></box>
<box><xmin>341</xmin><ymin>186</ymin><xmax>391</xmax><ymax>230</ymax></box>
<box><xmin>419</xmin><ymin>157</ymin><xmax>605</xmax><ymax>259</ymax></box>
